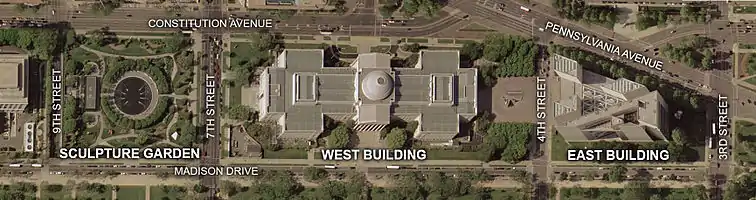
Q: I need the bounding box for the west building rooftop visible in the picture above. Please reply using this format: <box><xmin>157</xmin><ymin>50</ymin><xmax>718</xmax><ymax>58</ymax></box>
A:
<box><xmin>0</xmin><ymin>53</ymin><xmax>29</xmax><ymax>113</ymax></box>
<box><xmin>257</xmin><ymin>50</ymin><xmax>478</xmax><ymax>145</ymax></box>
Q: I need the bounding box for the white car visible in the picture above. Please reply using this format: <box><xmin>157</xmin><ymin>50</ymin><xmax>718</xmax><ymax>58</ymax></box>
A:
<box><xmin>538</xmin><ymin>28</ymin><xmax>544</xmax><ymax>32</ymax></box>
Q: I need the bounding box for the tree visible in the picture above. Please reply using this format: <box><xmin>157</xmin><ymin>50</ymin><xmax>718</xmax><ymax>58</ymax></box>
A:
<box><xmin>607</xmin><ymin>165</ymin><xmax>627</xmax><ymax>182</ymax></box>
<box><xmin>484</xmin><ymin>122</ymin><xmax>532</xmax><ymax>162</ymax></box>
<box><xmin>327</xmin><ymin>124</ymin><xmax>351</xmax><ymax>149</ymax></box>
<box><xmin>671</xmin><ymin>127</ymin><xmax>687</xmax><ymax>145</ymax></box>
<box><xmin>461</xmin><ymin>41</ymin><xmax>484</xmax><ymax>61</ymax></box>
<box><xmin>621</xmin><ymin>181</ymin><xmax>651</xmax><ymax>200</ymax></box>
<box><xmin>220</xmin><ymin>181</ymin><xmax>240</xmax><ymax>196</ymax></box>
<box><xmin>379</xmin><ymin>5</ymin><xmax>399</xmax><ymax>18</ymax></box>
<box><xmin>401</xmin><ymin>43</ymin><xmax>422</xmax><ymax>53</ymax></box>
<box><xmin>725</xmin><ymin>171</ymin><xmax>756</xmax><ymax>200</ymax></box>
<box><xmin>385</xmin><ymin>128</ymin><xmax>408</xmax><ymax>149</ymax></box>
<box><xmin>702</xmin><ymin>49</ymin><xmax>714</xmax><ymax>70</ymax></box>
<box><xmin>226</xmin><ymin>105</ymin><xmax>255</xmax><ymax>121</ymax></box>
<box><xmin>192</xmin><ymin>184</ymin><xmax>207</xmax><ymax>193</ymax></box>
<box><xmin>304</xmin><ymin>167</ymin><xmax>329</xmax><ymax>182</ymax></box>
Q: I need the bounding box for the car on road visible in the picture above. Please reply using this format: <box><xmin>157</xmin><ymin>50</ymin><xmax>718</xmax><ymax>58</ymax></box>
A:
<box><xmin>520</xmin><ymin>6</ymin><xmax>530</xmax><ymax>12</ymax></box>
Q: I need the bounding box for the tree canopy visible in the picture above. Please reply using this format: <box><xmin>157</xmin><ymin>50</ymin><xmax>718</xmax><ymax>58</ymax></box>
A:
<box><xmin>385</xmin><ymin>128</ymin><xmax>409</xmax><ymax>149</ymax></box>
<box><xmin>480</xmin><ymin>122</ymin><xmax>532</xmax><ymax>162</ymax></box>
<box><xmin>327</xmin><ymin>124</ymin><xmax>352</xmax><ymax>149</ymax></box>
<box><xmin>400</xmin><ymin>0</ymin><xmax>442</xmax><ymax>17</ymax></box>
<box><xmin>725</xmin><ymin>171</ymin><xmax>756</xmax><ymax>200</ymax></box>
<box><xmin>552</xmin><ymin>0</ymin><xmax>618</xmax><ymax>26</ymax></box>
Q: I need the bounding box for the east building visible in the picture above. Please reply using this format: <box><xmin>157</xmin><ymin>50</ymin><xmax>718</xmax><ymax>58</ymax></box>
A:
<box><xmin>257</xmin><ymin>50</ymin><xmax>478</xmax><ymax>146</ymax></box>
<box><xmin>550</xmin><ymin>54</ymin><xmax>669</xmax><ymax>143</ymax></box>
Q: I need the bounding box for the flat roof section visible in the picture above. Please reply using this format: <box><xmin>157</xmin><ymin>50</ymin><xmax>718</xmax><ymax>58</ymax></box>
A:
<box><xmin>432</xmin><ymin>75</ymin><xmax>453</xmax><ymax>103</ymax></box>
<box><xmin>294</xmin><ymin>73</ymin><xmax>316</xmax><ymax>102</ymax></box>
<box><xmin>85</xmin><ymin>76</ymin><xmax>99</xmax><ymax>110</ymax></box>
<box><xmin>0</xmin><ymin>63</ymin><xmax>19</xmax><ymax>89</ymax></box>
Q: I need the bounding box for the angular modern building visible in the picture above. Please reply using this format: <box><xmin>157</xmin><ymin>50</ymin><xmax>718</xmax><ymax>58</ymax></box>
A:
<box><xmin>550</xmin><ymin>54</ymin><xmax>669</xmax><ymax>142</ymax></box>
<box><xmin>0</xmin><ymin>53</ymin><xmax>29</xmax><ymax>113</ymax></box>
<box><xmin>257</xmin><ymin>49</ymin><xmax>478</xmax><ymax>145</ymax></box>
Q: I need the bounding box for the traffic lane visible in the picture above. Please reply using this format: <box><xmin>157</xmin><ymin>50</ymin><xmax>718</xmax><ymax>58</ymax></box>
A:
<box><xmin>270</xmin><ymin>16</ymin><xmax>462</xmax><ymax>37</ymax></box>
<box><xmin>640</xmin><ymin>22</ymin><xmax>730</xmax><ymax>46</ymax></box>
<box><xmin>533</xmin><ymin>18</ymin><xmax>711</xmax><ymax>90</ymax></box>
<box><xmin>484</xmin><ymin>0</ymin><xmax>628</xmax><ymax>42</ymax></box>
<box><xmin>282</xmin><ymin>14</ymin><xmax>377</xmax><ymax>26</ymax></box>
<box><xmin>453</xmin><ymin>1</ymin><xmax>533</xmax><ymax>34</ymax></box>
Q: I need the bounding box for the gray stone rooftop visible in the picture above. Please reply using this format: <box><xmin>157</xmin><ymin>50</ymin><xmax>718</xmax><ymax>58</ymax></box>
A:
<box><xmin>0</xmin><ymin>53</ymin><xmax>28</xmax><ymax>112</ymax></box>
<box><xmin>257</xmin><ymin>50</ymin><xmax>478</xmax><ymax>142</ymax></box>
<box><xmin>550</xmin><ymin>54</ymin><xmax>668</xmax><ymax>142</ymax></box>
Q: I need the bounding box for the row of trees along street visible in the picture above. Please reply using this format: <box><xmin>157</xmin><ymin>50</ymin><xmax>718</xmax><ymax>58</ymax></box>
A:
<box><xmin>220</xmin><ymin>168</ymin><xmax>540</xmax><ymax>200</ymax></box>
<box><xmin>550</xmin><ymin>44</ymin><xmax>707</xmax><ymax>162</ymax></box>
<box><xmin>380</xmin><ymin>0</ymin><xmax>443</xmax><ymax>18</ymax></box>
<box><xmin>636</xmin><ymin>4</ymin><xmax>713</xmax><ymax>31</ymax></box>
<box><xmin>461</xmin><ymin>34</ymin><xmax>539</xmax><ymax>87</ymax></box>
<box><xmin>661</xmin><ymin>36</ymin><xmax>718</xmax><ymax>70</ymax></box>
<box><xmin>561</xmin><ymin>181</ymin><xmax>708</xmax><ymax>200</ymax></box>
<box><xmin>551</xmin><ymin>0</ymin><xmax>618</xmax><ymax>27</ymax></box>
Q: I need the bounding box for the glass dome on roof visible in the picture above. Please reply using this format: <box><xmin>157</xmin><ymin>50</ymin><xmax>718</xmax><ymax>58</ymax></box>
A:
<box><xmin>361</xmin><ymin>71</ymin><xmax>394</xmax><ymax>101</ymax></box>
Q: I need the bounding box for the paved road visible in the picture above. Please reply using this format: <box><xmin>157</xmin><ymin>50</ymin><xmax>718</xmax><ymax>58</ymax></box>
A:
<box><xmin>200</xmin><ymin>2</ymin><xmax>224</xmax><ymax>200</ymax></box>
<box><xmin>455</xmin><ymin>0</ymin><xmax>733</xmax><ymax>97</ymax></box>
<box><xmin>0</xmin><ymin>6</ymin><xmax>457</xmax><ymax>37</ymax></box>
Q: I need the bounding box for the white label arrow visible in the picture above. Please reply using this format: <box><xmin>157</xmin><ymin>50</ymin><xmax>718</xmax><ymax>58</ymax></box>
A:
<box><xmin>171</xmin><ymin>132</ymin><xmax>179</xmax><ymax>140</ymax></box>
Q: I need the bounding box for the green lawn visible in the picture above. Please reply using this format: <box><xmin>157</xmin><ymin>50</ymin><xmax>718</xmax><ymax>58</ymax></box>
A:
<box><xmin>149</xmin><ymin>186</ymin><xmax>186</xmax><ymax>200</ymax></box>
<box><xmin>734</xmin><ymin>6</ymin><xmax>756</xmax><ymax>14</ymax></box>
<box><xmin>459</xmin><ymin>23</ymin><xmax>496</xmax><ymax>32</ymax></box>
<box><xmin>264</xmin><ymin>148</ymin><xmax>308</xmax><ymax>159</ymax></box>
<box><xmin>284</xmin><ymin>43</ymin><xmax>328</xmax><ymax>49</ymax></box>
<box><xmin>228</xmin><ymin>84</ymin><xmax>242</xmax><ymax>106</ymax></box>
<box><xmin>425</xmin><ymin>149</ymin><xmax>480</xmax><ymax>160</ymax></box>
<box><xmin>41</xmin><ymin>190</ymin><xmax>72</xmax><ymax>200</ymax></box>
<box><xmin>424</xmin><ymin>46</ymin><xmax>462</xmax><ymax>51</ymax></box>
<box><xmin>337</xmin><ymin>37</ymin><xmax>351</xmax><ymax>41</ymax></box>
<box><xmin>338</xmin><ymin>45</ymin><xmax>358</xmax><ymax>54</ymax></box>
<box><xmin>113</xmin><ymin>32</ymin><xmax>173</xmax><ymax>37</ymax></box>
<box><xmin>370</xmin><ymin>45</ymin><xmax>398</xmax><ymax>54</ymax></box>
<box><xmin>406</xmin><ymin>38</ymin><xmax>429</xmax><ymax>43</ymax></box>
<box><xmin>745</xmin><ymin>76</ymin><xmax>756</xmax><ymax>85</ymax></box>
<box><xmin>86</xmin><ymin>44</ymin><xmax>154</xmax><ymax>57</ymax></box>
<box><xmin>437</xmin><ymin>39</ymin><xmax>455</xmax><ymax>44</ymax></box>
<box><xmin>230</xmin><ymin>42</ymin><xmax>257</xmax><ymax>70</ymax></box>
<box><xmin>76</xmin><ymin>185</ymin><xmax>112</xmax><ymax>200</ymax></box>
<box><xmin>455</xmin><ymin>39</ymin><xmax>478</xmax><ymax>44</ymax></box>
<box><xmin>299</xmin><ymin>36</ymin><xmax>316</xmax><ymax>40</ymax></box>
<box><xmin>70</xmin><ymin>47</ymin><xmax>100</xmax><ymax>62</ymax></box>
<box><xmin>116</xmin><ymin>186</ymin><xmax>146</xmax><ymax>200</ymax></box>
<box><xmin>740</xmin><ymin>43</ymin><xmax>756</xmax><ymax>49</ymax></box>
<box><xmin>551</xmin><ymin>133</ymin><xmax>570</xmax><ymax>161</ymax></box>
<box><xmin>284</xmin><ymin>35</ymin><xmax>298</xmax><ymax>40</ymax></box>
<box><xmin>380</xmin><ymin>37</ymin><xmax>391</xmax><ymax>42</ymax></box>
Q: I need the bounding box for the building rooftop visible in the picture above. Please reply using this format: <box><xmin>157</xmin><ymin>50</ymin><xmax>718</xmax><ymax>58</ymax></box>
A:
<box><xmin>0</xmin><ymin>53</ymin><xmax>28</xmax><ymax>111</ymax></box>
<box><xmin>258</xmin><ymin>50</ymin><xmax>477</xmax><ymax>142</ymax></box>
<box><xmin>85</xmin><ymin>76</ymin><xmax>99</xmax><ymax>110</ymax></box>
<box><xmin>551</xmin><ymin>54</ymin><xmax>668</xmax><ymax>142</ymax></box>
